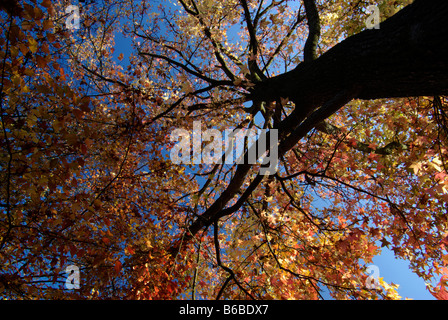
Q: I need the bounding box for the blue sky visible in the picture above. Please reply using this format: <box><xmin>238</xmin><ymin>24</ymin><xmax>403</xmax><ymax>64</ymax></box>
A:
<box><xmin>109</xmin><ymin>2</ymin><xmax>437</xmax><ymax>300</ymax></box>
<box><xmin>371</xmin><ymin>248</ymin><xmax>435</xmax><ymax>299</ymax></box>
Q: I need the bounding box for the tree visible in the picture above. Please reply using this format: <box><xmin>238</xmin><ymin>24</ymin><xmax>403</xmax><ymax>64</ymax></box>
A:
<box><xmin>1</xmin><ymin>0</ymin><xmax>447</xmax><ymax>299</ymax></box>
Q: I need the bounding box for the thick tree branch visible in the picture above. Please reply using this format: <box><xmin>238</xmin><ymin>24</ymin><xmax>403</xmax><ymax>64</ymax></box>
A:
<box><xmin>178</xmin><ymin>0</ymin><xmax>199</xmax><ymax>16</ymax></box>
<box><xmin>177</xmin><ymin>90</ymin><xmax>355</xmax><ymax>248</ymax></box>
<box><xmin>240</xmin><ymin>0</ymin><xmax>267</xmax><ymax>83</ymax></box>
<box><xmin>216</xmin><ymin>173</ymin><xmax>265</xmax><ymax>220</ymax></box>
<box><xmin>303</xmin><ymin>0</ymin><xmax>321</xmax><ymax>62</ymax></box>
<box><xmin>183</xmin><ymin>163</ymin><xmax>252</xmax><ymax>240</ymax></box>
<box><xmin>279</xmin><ymin>88</ymin><xmax>360</xmax><ymax>155</ymax></box>
<box><xmin>187</xmin><ymin>97</ymin><xmax>249</xmax><ymax>114</ymax></box>
<box><xmin>254</xmin><ymin>0</ymin><xmax>448</xmax><ymax>127</ymax></box>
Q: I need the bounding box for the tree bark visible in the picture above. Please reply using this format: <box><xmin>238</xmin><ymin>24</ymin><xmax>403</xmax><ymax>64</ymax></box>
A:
<box><xmin>253</xmin><ymin>0</ymin><xmax>448</xmax><ymax>129</ymax></box>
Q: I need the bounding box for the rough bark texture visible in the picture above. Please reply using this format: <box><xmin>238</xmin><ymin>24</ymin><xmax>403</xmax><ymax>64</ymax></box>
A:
<box><xmin>253</xmin><ymin>0</ymin><xmax>448</xmax><ymax>130</ymax></box>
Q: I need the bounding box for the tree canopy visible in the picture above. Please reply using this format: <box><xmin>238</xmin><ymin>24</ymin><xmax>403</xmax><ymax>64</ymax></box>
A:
<box><xmin>1</xmin><ymin>0</ymin><xmax>448</xmax><ymax>300</ymax></box>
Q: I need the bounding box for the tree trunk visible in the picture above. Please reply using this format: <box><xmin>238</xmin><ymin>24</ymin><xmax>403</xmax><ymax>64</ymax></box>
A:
<box><xmin>253</xmin><ymin>0</ymin><xmax>448</xmax><ymax>127</ymax></box>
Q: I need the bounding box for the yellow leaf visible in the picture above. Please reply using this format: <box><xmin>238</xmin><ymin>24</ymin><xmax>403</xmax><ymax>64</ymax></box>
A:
<box><xmin>430</xmin><ymin>160</ymin><xmax>442</xmax><ymax>172</ymax></box>
<box><xmin>181</xmin><ymin>81</ymin><xmax>193</xmax><ymax>94</ymax></box>
<box><xmin>10</xmin><ymin>46</ymin><xmax>18</xmax><ymax>58</ymax></box>
<box><xmin>239</xmin><ymin>64</ymin><xmax>250</xmax><ymax>75</ymax></box>
<box><xmin>409</xmin><ymin>162</ymin><xmax>421</xmax><ymax>175</ymax></box>
<box><xmin>28</xmin><ymin>37</ymin><xmax>38</xmax><ymax>54</ymax></box>
<box><xmin>233</xmin><ymin>78</ymin><xmax>243</xmax><ymax>86</ymax></box>
<box><xmin>12</xmin><ymin>74</ymin><xmax>21</xmax><ymax>86</ymax></box>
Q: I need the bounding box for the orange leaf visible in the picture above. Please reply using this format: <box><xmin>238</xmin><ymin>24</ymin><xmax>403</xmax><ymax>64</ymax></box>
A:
<box><xmin>41</xmin><ymin>0</ymin><xmax>52</xmax><ymax>7</ymax></box>
<box><xmin>43</xmin><ymin>19</ymin><xmax>53</xmax><ymax>31</ymax></box>
<box><xmin>36</xmin><ymin>55</ymin><xmax>47</xmax><ymax>68</ymax></box>
<box><xmin>72</xmin><ymin>108</ymin><xmax>84</xmax><ymax>120</ymax></box>
<box><xmin>115</xmin><ymin>260</ymin><xmax>122</xmax><ymax>273</ymax></box>
<box><xmin>125</xmin><ymin>246</ymin><xmax>135</xmax><ymax>255</ymax></box>
<box><xmin>442</xmin><ymin>235</ymin><xmax>448</xmax><ymax>247</ymax></box>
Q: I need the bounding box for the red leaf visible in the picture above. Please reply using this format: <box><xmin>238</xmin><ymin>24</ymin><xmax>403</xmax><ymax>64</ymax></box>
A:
<box><xmin>72</xmin><ymin>108</ymin><xmax>84</xmax><ymax>120</ymax></box>
<box><xmin>37</xmin><ymin>55</ymin><xmax>48</xmax><ymax>68</ymax></box>
<box><xmin>125</xmin><ymin>246</ymin><xmax>135</xmax><ymax>255</ymax></box>
<box><xmin>41</xmin><ymin>0</ymin><xmax>52</xmax><ymax>8</ymax></box>
<box><xmin>430</xmin><ymin>280</ymin><xmax>448</xmax><ymax>300</ymax></box>
<box><xmin>115</xmin><ymin>260</ymin><xmax>122</xmax><ymax>273</ymax></box>
<box><xmin>80</xmin><ymin>143</ymin><xmax>87</xmax><ymax>155</ymax></box>
<box><xmin>441</xmin><ymin>235</ymin><xmax>448</xmax><ymax>247</ymax></box>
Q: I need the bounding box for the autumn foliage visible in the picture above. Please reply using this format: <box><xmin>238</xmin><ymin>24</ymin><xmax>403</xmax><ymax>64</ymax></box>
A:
<box><xmin>1</xmin><ymin>0</ymin><xmax>447</xmax><ymax>300</ymax></box>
